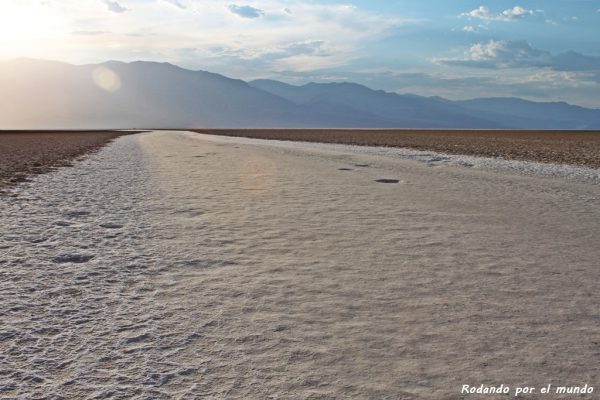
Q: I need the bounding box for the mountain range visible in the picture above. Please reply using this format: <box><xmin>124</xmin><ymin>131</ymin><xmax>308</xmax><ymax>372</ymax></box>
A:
<box><xmin>1</xmin><ymin>58</ymin><xmax>599</xmax><ymax>129</ymax></box>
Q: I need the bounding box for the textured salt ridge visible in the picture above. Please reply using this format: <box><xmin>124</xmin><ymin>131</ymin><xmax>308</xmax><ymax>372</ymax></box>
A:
<box><xmin>0</xmin><ymin>134</ymin><xmax>205</xmax><ymax>398</ymax></box>
<box><xmin>192</xmin><ymin>132</ymin><xmax>600</xmax><ymax>184</ymax></box>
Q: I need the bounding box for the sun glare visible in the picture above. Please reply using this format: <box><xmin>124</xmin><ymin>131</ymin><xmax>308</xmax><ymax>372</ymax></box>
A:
<box><xmin>0</xmin><ymin>3</ymin><xmax>65</xmax><ymax>59</ymax></box>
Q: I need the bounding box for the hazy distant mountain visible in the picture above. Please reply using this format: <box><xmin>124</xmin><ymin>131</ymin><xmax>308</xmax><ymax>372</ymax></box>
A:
<box><xmin>455</xmin><ymin>98</ymin><xmax>600</xmax><ymax>130</ymax></box>
<box><xmin>249</xmin><ymin>80</ymin><xmax>504</xmax><ymax>128</ymax></box>
<box><xmin>250</xmin><ymin>79</ymin><xmax>600</xmax><ymax>129</ymax></box>
<box><xmin>1</xmin><ymin>58</ymin><xmax>599</xmax><ymax>129</ymax></box>
<box><xmin>0</xmin><ymin>58</ymin><xmax>305</xmax><ymax>129</ymax></box>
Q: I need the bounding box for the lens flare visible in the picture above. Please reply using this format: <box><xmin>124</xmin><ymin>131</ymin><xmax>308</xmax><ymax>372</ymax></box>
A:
<box><xmin>92</xmin><ymin>67</ymin><xmax>121</xmax><ymax>92</ymax></box>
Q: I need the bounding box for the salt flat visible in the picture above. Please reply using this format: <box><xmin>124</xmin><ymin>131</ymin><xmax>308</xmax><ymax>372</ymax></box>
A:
<box><xmin>1</xmin><ymin>130</ymin><xmax>598</xmax><ymax>399</ymax></box>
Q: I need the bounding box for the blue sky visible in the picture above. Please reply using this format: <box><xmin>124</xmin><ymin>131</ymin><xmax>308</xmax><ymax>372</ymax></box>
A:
<box><xmin>1</xmin><ymin>0</ymin><xmax>599</xmax><ymax>107</ymax></box>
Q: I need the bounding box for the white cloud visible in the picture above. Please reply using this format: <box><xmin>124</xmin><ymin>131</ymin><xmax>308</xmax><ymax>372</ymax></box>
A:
<box><xmin>437</xmin><ymin>40</ymin><xmax>600</xmax><ymax>72</ymax></box>
<box><xmin>463</xmin><ymin>25</ymin><xmax>477</xmax><ymax>33</ymax></box>
<box><xmin>437</xmin><ymin>40</ymin><xmax>550</xmax><ymax>68</ymax></box>
<box><xmin>0</xmin><ymin>0</ymin><xmax>413</xmax><ymax>78</ymax></box>
<box><xmin>227</xmin><ymin>4</ymin><xmax>264</xmax><ymax>19</ymax></box>
<box><xmin>103</xmin><ymin>0</ymin><xmax>126</xmax><ymax>13</ymax></box>
<box><xmin>462</xmin><ymin>5</ymin><xmax>535</xmax><ymax>22</ymax></box>
<box><xmin>501</xmin><ymin>6</ymin><xmax>535</xmax><ymax>20</ymax></box>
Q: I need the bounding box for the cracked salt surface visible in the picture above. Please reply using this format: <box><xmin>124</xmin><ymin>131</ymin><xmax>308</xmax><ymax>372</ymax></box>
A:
<box><xmin>1</xmin><ymin>131</ymin><xmax>599</xmax><ymax>399</ymax></box>
<box><xmin>1</xmin><ymin>134</ymin><xmax>206</xmax><ymax>398</ymax></box>
<box><xmin>194</xmin><ymin>133</ymin><xmax>600</xmax><ymax>184</ymax></box>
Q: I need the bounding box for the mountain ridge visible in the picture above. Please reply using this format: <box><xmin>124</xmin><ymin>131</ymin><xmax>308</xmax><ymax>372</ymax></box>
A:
<box><xmin>1</xmin><ymin>58</ymin><xmax>599</xmax><ymax>129</ymax></box>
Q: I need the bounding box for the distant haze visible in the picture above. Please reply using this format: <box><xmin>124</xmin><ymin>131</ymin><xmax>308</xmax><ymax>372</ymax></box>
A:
<box><xmin>2</xmin><ymin>1</ymin><xmax>600</xmax><ymax>108</ymax></box>
<box><xmin>1</xmin><ymin>58</ymin><xmax>599</xmax><ymax>130</ymax></box>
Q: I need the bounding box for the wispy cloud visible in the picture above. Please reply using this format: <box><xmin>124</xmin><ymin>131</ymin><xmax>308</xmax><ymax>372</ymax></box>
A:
<box><xmin>269</xmin><ymin>68</ymin><xmax>600</xmax><ymax>108</ymax></box>
<box><xmin>1</xmin><ymin>0</ymin><xmax>417</xmax><ymax>75</ymax></box>
<box><xmin>161</xmin><ymin>0</ymin><xmax>186</xmax><ymax>10</ymax></box>
<box><xmin>227</xmin><ymin>4</ymin><xmax>264</xmax><ymax>19</ymax></box>
<box><xmin>462</xmin><ymin>5</ymin><xmax>536</xmax><ymax>22</ymax></box>
<box><xmin>282</xmin><ymin>41</ymin><xmax>326</xmax><ymax>57</ymax></box>
<box><xmin>70</xmin><ymin>30</ymin><xmax>108</xmax><ymax>36</ymax></box>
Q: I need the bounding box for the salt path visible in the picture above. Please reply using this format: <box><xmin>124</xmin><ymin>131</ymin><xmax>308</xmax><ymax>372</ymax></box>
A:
<box><xmin>1</xmin><ymin>131</ymin><xmax>598</xmax><ymax>399</ymax></box>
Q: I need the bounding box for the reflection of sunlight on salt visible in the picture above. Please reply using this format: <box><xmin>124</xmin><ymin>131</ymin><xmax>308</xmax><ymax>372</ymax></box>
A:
<box><xmin>239</xmin><ymin>154</ymin><xmax>278</xmax><ymax>194</ymax></box>
<box><xmin>92</xmin><ymin>66</ymin><xmax>121</xmax><ymax>92</ymax></box>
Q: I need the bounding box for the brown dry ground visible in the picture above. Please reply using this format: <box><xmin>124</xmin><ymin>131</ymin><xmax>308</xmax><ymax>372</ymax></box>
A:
<box><xmin>196</xmin><ymin>129</ymin><xmax>600</xmax><ymax>168</ymax></box>
<box><xmin>0</xmin><ymin>131</ymin><xmax>135</xmax><ymax>189</ymax></box>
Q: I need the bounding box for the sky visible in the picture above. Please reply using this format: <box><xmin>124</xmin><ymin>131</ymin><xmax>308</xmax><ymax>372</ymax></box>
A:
<box><xmin>1</xmin><ymin>0</ymin><xmax>599</xmax><ymax>107</ymax></box>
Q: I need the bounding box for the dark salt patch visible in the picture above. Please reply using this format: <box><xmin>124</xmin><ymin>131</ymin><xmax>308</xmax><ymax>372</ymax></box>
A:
<box><xmin>55</xmin><ymin>221</ymin><xmax>72</xmax><ymax>227</ymax></box>
<box><xmin>429</xmin><ymin>157</ymin><xmax>449</xmax><ymax>162</ymax></box>
<box><xmin>125</xmin><ymin>333</ymin><xmax>151</xmax><ymax>344</ymax></box>
<box><xmin>354</xmin><ymin>164</ymin><xmax>369</xmax><ymax>167</ymax></box>
<box><xmin>23</xmin><ymin>375</ymin><xmax>44</xmax><ymax>384</ymax></box>
<box><xmin>338</xmin><ymin>168</ymin><xmax>353</xmax><ymax>171</ymax></box>
<box><xmin>159</xmin><ymin>373</ymin><xmax>176</xmax><ymax>386</ymax></box>
<box><xmin>178</xmin><ymin>368</ymin><xmax>197</xmax><ymax>376</ymax></box>
<box><xmin>193</xmin><ymin>155</ymin><xmax>205</xmax><ymax>158</ymax></box>
<box><xmin>172</xmin><ymin>208</ymin><xmax>204</xmax><ymax>218</ymax></box>
<box><xmin>0</xmin><ymin>330</ymin><xmax>17</xmax><ymax>340</ymax></box>
<box><xmin>99</xmin><ymin>223</ymin><xmax>123</xmax><ymax>229</ymax></box>
<box><xmin>52</xmin><ymin>253</ymin><xmax>95</xmax><ymax>264</ymax></box>
<box><xmin>27</xmin><ymin>236</ymin><xmax>48</xmax><ymax>244</ymax></box>
<box><xmin>375</xmin><ymin>179</ymin><xmax>400</xmax><ymax>184</ymax></box>
<box><xmin>9</xmin><ymin>175</ymin><xmax>30</xmax><ymax>183</ymax></box>
<box><xmin>182</xmin><ymin>259</ymin><xmax>205</xmax><ymax>268</ymax></box>
<box><xmin>125</xmin><ymin>264</ymin><xmax>147</xmax><ymax>270</ymax></box>
<box><xmin>183</xmin><ymin>259</ymin><xmax>237</xmax><ymax>268</ymax></box>
<box><xmin>64</xmin><ymin>210</ymin><xmax>90</xmax><ymax>218</ymax></box>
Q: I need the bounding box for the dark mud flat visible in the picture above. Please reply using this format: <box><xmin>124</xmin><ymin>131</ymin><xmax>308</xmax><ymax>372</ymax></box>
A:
<box><xmin>0</xmin><ymin>131</ymin><xmax>135</xmax><ymax>189</ymax></box>
<box><xmin>196</xmin><ymin>129</ymin><xmax>600</xmax><ymax>168</ymax></box>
